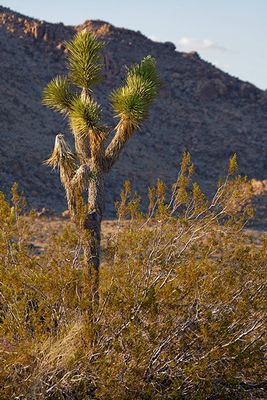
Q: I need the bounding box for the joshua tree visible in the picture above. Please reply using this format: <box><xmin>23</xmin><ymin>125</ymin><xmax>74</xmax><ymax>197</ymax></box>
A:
<box><xmin>43</xmin><ymin>31</ymin><xmax>160</xmax><ymax>308</ymax></box>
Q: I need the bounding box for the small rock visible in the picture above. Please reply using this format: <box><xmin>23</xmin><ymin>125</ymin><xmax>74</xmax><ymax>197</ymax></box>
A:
<box><xmin>36</xmin><ymin>208</ymin><xmax>51</xmax><ymax>217</ymax></box>
<box><xmin>62</xmin><ymin>209</ymin><xmax>71</xmax><ymax>219</ymax></box>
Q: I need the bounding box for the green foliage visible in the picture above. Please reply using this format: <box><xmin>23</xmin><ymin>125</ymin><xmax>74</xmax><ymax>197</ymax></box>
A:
<box><xmin>42</xmin><ymin>76</ymin><xmax>74</xmax><ymax>114</ymax></box>
<box><xmin>128</xmin><ymin>55</ymin><xmax>160</xmax><ymax>89</ymax></box>
<box><xmin>111</xmin><ymin>56</ymin><xmax>160</xmax><ymax>130</ymax></box>
<box><xmin>69</xmin><ymin>96</ymin><xmax>102</xmax><ymax>135</ymax></box>
<box><xmin>0</xmin><ymin>160</ymin><xmax>266</xmax><ymax>399</ymax></box>
<box><xmin>43</xmin><ymin>31</ymin><xmax>104</xmax><ymax>145</ymax></box>
<box><xmin>65</xmin><ymin>31</ymin><xmax>104</xmax><ymax>89</ymax></box>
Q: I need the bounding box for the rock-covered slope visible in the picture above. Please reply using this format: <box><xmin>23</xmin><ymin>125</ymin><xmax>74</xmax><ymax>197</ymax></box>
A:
<box><xmin>0</xmin><ymin>6</ymin><xmax>266</xmax><ymax>225</ymax></box>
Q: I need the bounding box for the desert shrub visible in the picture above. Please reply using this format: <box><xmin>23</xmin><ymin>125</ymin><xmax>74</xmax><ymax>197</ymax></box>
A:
<box><xmin>0</xmin><ymin>156</ymin><xmax>266</xmax><ymax>399</ymax></box>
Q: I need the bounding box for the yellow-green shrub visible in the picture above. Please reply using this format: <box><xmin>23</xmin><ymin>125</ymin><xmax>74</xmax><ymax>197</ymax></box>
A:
<box><xmin>0</xmin><ymin>157</ymin><xmax>266</xmax><ymax>399</ymax></box>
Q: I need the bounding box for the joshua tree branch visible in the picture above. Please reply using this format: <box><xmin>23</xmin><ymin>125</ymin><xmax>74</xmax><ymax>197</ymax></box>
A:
<box><xmin>71</xmin><ymin>164</ymin><xmax>92</xmax><ymax>190</ymax></box>
<box><xmin>104</xmin><ymin>123</ymin><xmax>133</xmax><ymax>171</ymax></box>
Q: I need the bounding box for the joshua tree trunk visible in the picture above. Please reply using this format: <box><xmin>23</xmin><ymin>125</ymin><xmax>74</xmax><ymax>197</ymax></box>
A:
<box><xmin>83</xmin><ymin>171</ymin><xmax>104</xmax><ymax>308</ymax></box>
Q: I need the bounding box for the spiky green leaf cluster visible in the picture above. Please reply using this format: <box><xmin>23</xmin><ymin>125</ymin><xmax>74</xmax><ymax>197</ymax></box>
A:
<box><xmin>65</xmin><ymin>31</ymin><xmax>104</xmax><ymax>89</ymax></box>
<box><xmin>43</xmin><ymin>80</ymin><xmax>102</xmax><ymax>136</ymax></box>
<box><xmin>42</xmin><ymin>77</ymin><xmax>74</xmax><ymax>114</ymax></box>
<box><xmin>111</xmin><ymin>56</ymin><xmax>160</xmax><ymax>129</ymax></box>
<box><xmin>127</xmin><ymin>55</ymin><xmax>160</xmax><ymax>91</ymax></box>
<box><xmin>69</xmin><ymin>97</ymin><xmax>101</xmax><ymax>136</ymax></box>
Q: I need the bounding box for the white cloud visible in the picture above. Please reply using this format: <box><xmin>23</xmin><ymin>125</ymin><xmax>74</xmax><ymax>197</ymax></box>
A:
<box><xmin>176</xmin><ymin>37</ymin><xmax>229</xmax><ymax>52</ymax></box>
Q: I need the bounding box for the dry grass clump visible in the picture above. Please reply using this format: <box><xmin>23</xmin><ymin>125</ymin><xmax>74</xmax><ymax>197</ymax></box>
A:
<box><xmin>0</xmin><ymin>156</ymin><xmax>266</xmax><ymax>399</ymax></box>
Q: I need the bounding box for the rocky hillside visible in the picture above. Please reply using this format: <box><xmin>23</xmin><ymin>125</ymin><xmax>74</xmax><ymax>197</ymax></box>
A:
<box><xmin>0</xmin><ymin>6</ymin><xmax>266</xmax><ymax>226</ymax></box>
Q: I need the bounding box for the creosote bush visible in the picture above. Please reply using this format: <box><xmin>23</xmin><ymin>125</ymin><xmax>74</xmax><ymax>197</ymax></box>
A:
<box><xmin>0</xmin><ymin>156</ymin><xmax>266</xmax><ymax>400</ymax></box>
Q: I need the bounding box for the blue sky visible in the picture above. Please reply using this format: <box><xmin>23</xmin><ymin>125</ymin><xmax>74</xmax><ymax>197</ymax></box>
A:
<box><xmin>1</xmin><ymin>0</ymin><xmax>267</xmax><ymax>89</ymax></box>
